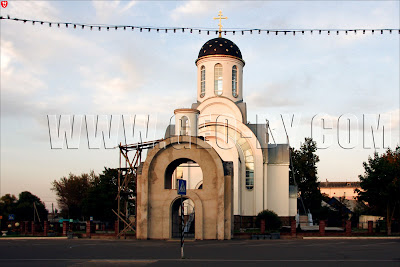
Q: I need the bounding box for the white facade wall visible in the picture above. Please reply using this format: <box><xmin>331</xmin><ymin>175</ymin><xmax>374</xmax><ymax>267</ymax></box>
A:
<box><xmin>197</xmin><ymin>99</ymin><xmax>244</xmax><ymax>124</ymax></box>
<box><xmin>263</xmin><ymin>163</ymin><xmax>268</xmax><ymax>212</ymax></box>
<box><xmin>267</xmin><ymin>164</ymin><xmax>290</xmax><ymax>216</ymax></box>
<box><xmin>289</xmin><ymin>197</ymin><xmax>297</xmax><ymax>216</ymax></box>
<box><xmin>206</xmin><ymin>137</ymin><xmax>241</xmax><ymax>215</ymax></box>
<box><xmin>197</xmin><ymin>120</ymin><xmax>265</xmax><ymax>216</ymax></box>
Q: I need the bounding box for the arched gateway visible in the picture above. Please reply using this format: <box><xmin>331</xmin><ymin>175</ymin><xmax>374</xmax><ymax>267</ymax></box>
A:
<box><xmin>136</xmin><ymin>136</ymin><xmax>234</xmax><ymax>240</ymax></box>
<box><xmin>171</xmin><ymin>197</ymin><xmax>195</xmax><ymax>238</ymax></box>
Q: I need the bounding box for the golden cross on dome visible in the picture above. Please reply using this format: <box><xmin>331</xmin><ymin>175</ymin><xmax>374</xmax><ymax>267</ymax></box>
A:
<box><xmin>213</xmin><ymin>10</ymin><xmax>227</xmax><ymax>37</ymax></box>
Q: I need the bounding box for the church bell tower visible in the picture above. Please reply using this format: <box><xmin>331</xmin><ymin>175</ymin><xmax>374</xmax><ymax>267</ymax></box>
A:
<box><xmin>195</xmin><ymin>38</ymin><xmax>245</xmax><ymax>104</ymax></box>
<box><xmin>191</xmin><ymin>12</ymin><xmax>247</xmax><ymax>123</ymax></box>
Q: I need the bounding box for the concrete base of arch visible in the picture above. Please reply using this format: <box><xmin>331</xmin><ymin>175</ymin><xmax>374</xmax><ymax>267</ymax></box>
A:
<box><xmin>136</xmin><ymin>136</ymin><xmax>234</xmax><ymax>240</ymax></box>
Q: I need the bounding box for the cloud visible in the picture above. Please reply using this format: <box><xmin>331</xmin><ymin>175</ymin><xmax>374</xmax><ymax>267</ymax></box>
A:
<box><xmin>92</xmin><ymin>0</ymin><xmax>137</xmax><ymax>21</ymax></box>
<box><xmin>386</xmin><ymin>108</ymin><xmax>400</xmax><ymax>132</ymax></box>
<box><xmin>77</xmin><ymin>55</ymin><xmax>146</xmax><ymax>114</ymax></box>
<box><xmin>1</xmin><ymin>40</ymin><xmax>48</xmax><ymax>95</ymax></box>
<box><xmin>4</xmin><ymin>1</ymin><xmax>60</xmax><ymax>21</ymax></box>
<box><xmin>170</xmin><ymin>1</ymin><xmax>212</xmax><ymax>21</ymax></box>
<box><xmin>0</xmin><ymin>2</ymin><xmax>113</xmax><ymax>125</ymax></box>
<box><xmin>170</xmin><ymin>1</ymin><xmax>266</xmax><ymax>22</ymax></box>
<box><xmin>0</xmin><ymin>38</ymin><xmax>49</xmax><ymax>120</ymax></box>
<box><xmin>246</xmin><ymin>81</ymin><xmax>302</xmax><ymax>108</ymax></box>
<box><xmin>1</xmin><ymin>41</ymin><xmax>16</xmax><ymax>71</ymax></box>
<box><xmin>120</xmin><ymin>1</ymin><xmax>137</xmax><ymax>13</ymax></box>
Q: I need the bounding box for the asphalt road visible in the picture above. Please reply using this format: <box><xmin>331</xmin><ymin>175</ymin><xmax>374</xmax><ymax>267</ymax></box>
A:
<box><xmin>0</xmin><ymin>238</ymin><xmax>399</xmax><ymax>266</ymax></box>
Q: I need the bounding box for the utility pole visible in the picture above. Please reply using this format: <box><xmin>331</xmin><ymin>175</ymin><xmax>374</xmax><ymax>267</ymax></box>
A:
<box><xmin>180</xmin><ymin>195</ymin><xmax>184</xmax><ymax>259</ymax></box>
<box><xmin>177</xmin><ymin>179</ymin><xmax>186</xmax><ymax>259</ymax></box>
<box><xmin>33</xmin><ymin>202</ymin><xmax>41</xmax><ymax>222</ymax></box>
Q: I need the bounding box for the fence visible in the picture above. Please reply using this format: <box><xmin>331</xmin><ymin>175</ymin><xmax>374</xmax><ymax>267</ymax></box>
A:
<box><xmin>0</xmin><ymin>220</ymin><xmax>121</xmax><ymax>238</ymax></box>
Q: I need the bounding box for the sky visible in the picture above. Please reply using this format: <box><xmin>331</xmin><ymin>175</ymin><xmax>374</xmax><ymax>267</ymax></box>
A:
<box><xmin>1</xmin><ymin>1</ymin><xmax>399</xmax><ymax>210</ymax></box>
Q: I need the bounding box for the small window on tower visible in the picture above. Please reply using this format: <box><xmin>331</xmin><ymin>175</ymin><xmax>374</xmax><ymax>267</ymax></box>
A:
<box><xmin>180</xmin><ymin>116</ymin><xmax>189</xmax><ymax>136</ymax></box>
<box><xmin>214</xmin><ymin>63</ymin><xmax>223</xmax><ymax>96</ymax></box>
<box><xmin>200</xmin><ymin>66</ymin><xmax>205</xmax><ymax>98</ymax></box>
<box><xmin>232</xmin><ymin>65</ymin><xmax>238</xmax><ymax>97</ymax></box>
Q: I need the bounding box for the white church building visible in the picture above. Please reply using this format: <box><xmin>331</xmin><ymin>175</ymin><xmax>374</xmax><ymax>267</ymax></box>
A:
<box><xmin>164</xmin><ymin>36</ymin><xmax>297</xmax><ymax>219</ymax></box>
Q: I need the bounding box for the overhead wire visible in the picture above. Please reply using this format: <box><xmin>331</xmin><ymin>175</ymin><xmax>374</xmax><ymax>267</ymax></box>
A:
<box><xmin>1</xmin><ymin>15</ymin><xmax>399</xmax><ymax>36</ymax></box>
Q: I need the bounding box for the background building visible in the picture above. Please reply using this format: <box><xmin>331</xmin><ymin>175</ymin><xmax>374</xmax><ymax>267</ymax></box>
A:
<box><xmin>320</xmin><ymin>181</ymin><xmax>360</xmax><ymax>200</ymax></box>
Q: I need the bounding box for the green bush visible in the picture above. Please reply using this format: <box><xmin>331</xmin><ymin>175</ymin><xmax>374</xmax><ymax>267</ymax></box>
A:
<box><xmin>256</xmin><ymin>210</ymin><xmax>282</xmax><ymax>232</ymax></box>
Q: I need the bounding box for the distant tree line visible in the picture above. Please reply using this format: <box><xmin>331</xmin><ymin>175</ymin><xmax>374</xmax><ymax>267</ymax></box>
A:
<box><xmin>51</xmin><ymin>168</ymin><xmax>135</xmax><ymax>221</ymax></box>
<box><xmin>0</xmin><ymin>191</ymin><xmax>48</xmax><ymax>223</ymax></box>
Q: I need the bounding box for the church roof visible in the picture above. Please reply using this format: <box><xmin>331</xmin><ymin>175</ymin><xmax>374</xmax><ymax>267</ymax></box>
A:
<box><xmin>320</xmin><ymin>181</ymin><xmax>360</xmax><ymax>188</ymax></box>
<box><xmin>196</xmin><ymin>37</ymin><xmax>244</xmax><ymax>64</ymax></box>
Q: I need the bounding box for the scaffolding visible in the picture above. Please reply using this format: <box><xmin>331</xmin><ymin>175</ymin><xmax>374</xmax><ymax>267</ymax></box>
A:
<box><xmin>114</xmin><ymin>139</ymin><xmax>163</xmax><ymax>238</ymax></box>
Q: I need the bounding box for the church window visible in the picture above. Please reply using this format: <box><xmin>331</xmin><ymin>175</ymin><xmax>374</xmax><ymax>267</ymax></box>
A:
<box><xmin>214</xmin><ymin>63</ymin><xmax>223</xmax><ymax>96</ymax></box>
<box><xmin>232</xmin><ymin>65</ymin><xmax>238</xmax><ymax>97</ymax></box>
<box><xmin>245</xmin><ymin>162</ymin><xmax>254</xmax><ymax>190</ymax></box>
<box><xmin>180</xmin><ymin>116</ymin><xmax>189</xmax><ymax>136</ymax></box>
<box><xmin>246</xmin><ymin>170</ymin><xmax>254</xmax><ymax>190</ymax></box>
<box><xmin>200</xmin><ymin>66</ymin><xmax>205</xmax><ymax>97</ymax></box>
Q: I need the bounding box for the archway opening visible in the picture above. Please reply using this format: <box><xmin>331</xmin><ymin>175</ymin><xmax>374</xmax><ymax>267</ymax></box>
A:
<box><xmin>180</xmin><ymin>116</ymin><xmax>189</xmax><ymax>136</ymax></box>
<box><xmin>164</xmin><ymin>158</ymin><xmax>203</xmax><ymax>190</ymax></box>
<box><xmin>171</xmin><ymin>197</ymin><xmax>195</xmax><ymax>238</ymax></box>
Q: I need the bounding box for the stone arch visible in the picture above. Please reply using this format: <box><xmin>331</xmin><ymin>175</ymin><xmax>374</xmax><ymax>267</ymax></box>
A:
<box><xmin>164</xmin><ymin>158</ymin><xmax>191</xmax><ymax>189</ymax></box>
<box><xmin>195</xmin><ymin>181</ymin><xmax>203</xmax><ymax>189</ymax></box>
<box><xmin>136</xmin><ymin>136</ymin><xmax>231</xmax><ymax>240</ymax></box>
<box><xmin>164</xmin><ymin>158</ymin><xmax>204</xmax><ymax>190</ymax></box>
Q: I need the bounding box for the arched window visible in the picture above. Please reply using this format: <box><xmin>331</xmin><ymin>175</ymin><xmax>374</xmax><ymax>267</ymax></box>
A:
<box><xmin>180</xmin><ymin>116</ymin><xmax>189</xmax><ymax>136</ymax></box>
<box><xmin>232</xmin><ymin>65</ymin><xmax>238</xmax><ymax>97</ymax></box>
<box><xmin>244</xmin><ymin>145</ymin><xmax>254</xmax><ymax>190</ymax></box>
<box><xmin>245</xmin><ymin>165</ymin><xmax>254</xmax><ymax>190</ymax></box>
<box><xmin>200</xmin><ymin>66</ymin><xmax>205</xmax><ymax>98</ymax></box>
<box><xmin>214</xmin><ymin>63</ymin><xmax>223</xmax><ymax>96</ymax></box>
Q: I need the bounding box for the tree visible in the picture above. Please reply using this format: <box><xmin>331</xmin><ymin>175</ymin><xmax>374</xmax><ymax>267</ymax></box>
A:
<box><xmin>0</xmin><ymin>194</ymin><xmax>17</xmax><ymax>208</ymax></box>
<box><xmin>52</xmin><ymin>168</ymin><xmax>135</xmax><ymax>221</ymax></box>
<box><xmin>356</xmin><ymin>146</ymin><xmax>400</xmax><ymax>235</ymax></box>
<box><xmin>290</xmin><ymin>137</ymin><xmax>322</xmax><ymax>217</ymax></box>
<box><xmin>52</xmin><ymin>171</ymin><xmax>96</xmax><ymax>219</ymax></box>
<box><xmin>82</xmin><ymin>168</ymin><xmax>120</xmax><ymax>221</ymax></box>
<box><xmin>256</xmin><ymin>210</ymin><xmax>282</xmax><ymax>232</ymax></box>
<box><xmin>0</xmin><ymin>192</ymin><xmax>48</xmax><ymax>223</ymax></box>
<box><xmin>87</xmin><ymin>168</ymin><xmax>136</xmax><ymax>221</ymax></box>
<box><xmin>0</xmin><ymin>194</ymin><xmax>17</xmax><ymax>220</ymax></box>
<box><xmin>14</xmin><ymin>191</ymin><xmax>48</xmax><ymax>222</ymax></box>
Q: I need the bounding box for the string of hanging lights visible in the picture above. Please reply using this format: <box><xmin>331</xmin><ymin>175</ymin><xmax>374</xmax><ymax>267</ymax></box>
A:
<box><xmin>1</xmin><ymin>15</ymin><xmax>399</xmax><ymax>36</ymax></box>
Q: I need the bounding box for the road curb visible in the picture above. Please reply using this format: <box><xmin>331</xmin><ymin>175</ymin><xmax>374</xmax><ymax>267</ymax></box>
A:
<box><xmin>0</xmin><ymin>237</ymin><xmax>68</xmax><ymax>240</ymax></box>
<box><xmin>303</xmin><ymin>236</ymin><xmax>400</xmax><ymax>240</ymax></box>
